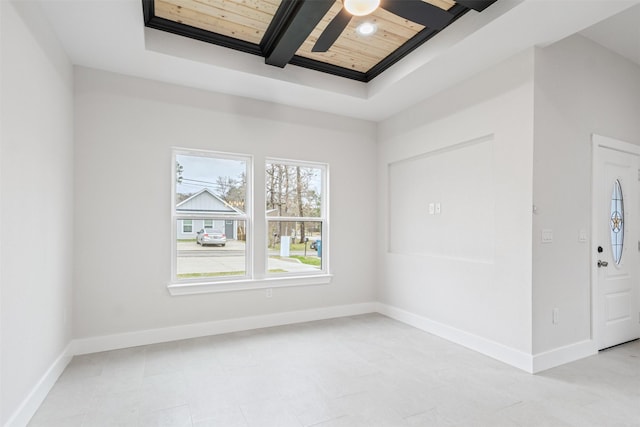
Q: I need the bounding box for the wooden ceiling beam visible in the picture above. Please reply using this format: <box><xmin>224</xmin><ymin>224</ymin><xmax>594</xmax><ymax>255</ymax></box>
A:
<box><xmin>263</xmin><ymin>0</ymin><xmax>335</xmax><ymax>68</ymax></box>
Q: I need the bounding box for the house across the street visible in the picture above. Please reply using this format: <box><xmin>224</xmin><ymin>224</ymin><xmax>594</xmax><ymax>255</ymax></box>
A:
<box><xmin>176</xmin><ymin>188</ymin><xmax>243</xmax><ymax>240</ymax></box>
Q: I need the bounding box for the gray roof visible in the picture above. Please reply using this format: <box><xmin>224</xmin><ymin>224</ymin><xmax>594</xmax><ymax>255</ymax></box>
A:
<box><xmin>176</xmin><ymin>188</ymin><xmax>243</xmax><ymax>214</ymax></box>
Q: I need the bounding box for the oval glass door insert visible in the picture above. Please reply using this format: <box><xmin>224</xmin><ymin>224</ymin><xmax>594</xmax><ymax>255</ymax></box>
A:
<box><xmin>610</xmin><ymin>179</ymin><xmax>624</xmax><ymax>264</ymax></box>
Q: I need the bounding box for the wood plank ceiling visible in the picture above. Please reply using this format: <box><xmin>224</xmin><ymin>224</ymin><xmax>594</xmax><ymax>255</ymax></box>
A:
<box><xmin>143</xmin><ymin>0</ymin><xmax>497</xmax><ymax>82</ymax></box>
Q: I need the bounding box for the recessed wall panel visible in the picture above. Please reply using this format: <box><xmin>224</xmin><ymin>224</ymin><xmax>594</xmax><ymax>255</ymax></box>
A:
<box><xmin>388</xmin><ymin>136</ymin><xmax>495</xmax><ymax>263</ymax></box>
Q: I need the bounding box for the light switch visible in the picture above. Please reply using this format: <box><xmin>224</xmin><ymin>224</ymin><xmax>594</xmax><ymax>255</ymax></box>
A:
<box><xmin>541</xmin><ymin>229</ymin><xmax>553</xmax><ymax>243</ymax></box>
<box><xmin>428</xmin><ymin>203</ymin><xmax>435</xmax><ymax>215</ymax></box>
<box><xmin>435</xmin><ymin>203</ymin><xmax>441</xmax><ymax>214</ymax></box>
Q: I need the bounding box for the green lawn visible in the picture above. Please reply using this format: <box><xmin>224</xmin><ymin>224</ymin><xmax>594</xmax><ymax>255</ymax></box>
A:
<box><xmin>177</xmin><ymin>271</ymin><xmax>243</xmax><ymax>278</ymax></box>
<box><xmin>289</xmin><ymin>255</ymin><xmax>321</xmax><ymax>266</ymax></box>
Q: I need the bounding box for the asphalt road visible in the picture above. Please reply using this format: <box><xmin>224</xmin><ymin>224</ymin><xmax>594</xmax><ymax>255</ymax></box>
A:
<box><xmin>178</xmin><ymin>250</ymin><xmax>245</xmax><ymax>257</ymax></box>
<box><xmin>177</xmin><ymin>239</ymin><xmax>319</xmax><ymax>257</ymax></box>
<box><xmin>176</xmin><ymin>239</ymin><xmax>321</xmax><ymax>274</ymax></box>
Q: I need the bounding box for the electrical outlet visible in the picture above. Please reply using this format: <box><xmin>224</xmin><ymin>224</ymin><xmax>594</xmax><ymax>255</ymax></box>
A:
<box><xmin>552</xmin><ymin>308</ymin><xmax>559</xmax><ymax>325</ymax></box>
<box><xmin>428</xmin><ymin>203</ymin><xmax>435</xmax><ymax>215</ymax></box>
<box><xmin>266</xmin><ymin>288</ymin><xmax>273</xmax><ymax>298</ymax></box>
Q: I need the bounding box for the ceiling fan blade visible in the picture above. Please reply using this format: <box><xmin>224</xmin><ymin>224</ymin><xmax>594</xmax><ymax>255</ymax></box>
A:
<box><xmin>312</xmin><ymin>8</ymin><xmax>352</xmax><ymax>53</ymax></box>
<box><xmin>382</xmin><ymin>0</ymin><xmax>453</xmax><ymax>30</ymax></box>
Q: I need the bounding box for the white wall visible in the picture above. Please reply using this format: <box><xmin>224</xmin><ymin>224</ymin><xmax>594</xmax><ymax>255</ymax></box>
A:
<box><xmin>3</xmin><ymin>17</ymin><xmax>635</xmax><ymax>427</ymax></box>
<box><xmin>377</xmin><ymin>50</ymin><xmax>535</xmax><ymax>357</ymax></box>
<box><xmin>73</xmin><ymin>67</ymin><xmax>377</xmax><ymax>339</ymax></box>
<box><xmin>0</xmin><ymin>2</ymin><xmax>74</xmax><ymax>424</ymax></box>
<box><xmin>532</xmin><ymin>35</ymin><xmax>640</xmax><ymax>354</ymax></box>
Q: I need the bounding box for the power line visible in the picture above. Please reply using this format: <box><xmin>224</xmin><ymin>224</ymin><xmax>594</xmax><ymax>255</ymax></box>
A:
<box><xmin>178</xmin><ymin>182</ymin><xmax>215</xmax><ymax>189</ymax></box>
<box><xmin>181</xmin><ymin>178</ymin><xmax>221</xmax><ymax>185</ymax></box>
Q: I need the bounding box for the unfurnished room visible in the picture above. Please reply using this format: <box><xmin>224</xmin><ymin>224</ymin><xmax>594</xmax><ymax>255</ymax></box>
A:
<box><xmin>1</xmin><ymin>0</ymin><xmax>639</xmax><ymax>426</ymax></box>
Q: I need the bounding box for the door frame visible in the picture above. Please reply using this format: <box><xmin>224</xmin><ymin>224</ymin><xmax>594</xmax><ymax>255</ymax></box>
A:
<box><xmin>591</xmin><ymin>134</ymin><xmax>640</xmax><ymax>349</ymax></box>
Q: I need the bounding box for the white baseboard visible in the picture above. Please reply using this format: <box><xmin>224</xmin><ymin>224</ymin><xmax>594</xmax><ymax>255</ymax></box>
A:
<box><xmin>4</xmin><ymin>343</ymin><xmax>74</xmax><ymax>427</ymax></box>
<box><xmin>7</xmin><ymin>301</ymin><xmax>597</xmax><ymax>427</ymax></box>
<box><xmin>376</xmin><ymin>303</ymin><xmax>535</xmax><ymax>373</ymax></box>
<box><xmin>72</xmin><ymin>302</ymin><xmax>378</xmax><ymax>355</ymax></box>
<box><xmin>532</xmin><ymin>339</ymin><xmax>597</xmax><ymax>373</ymax></box>
<box><xmin>8</xmin><ymin>302</ymin><xmax>376</xmax><ymax>427</ymax></box>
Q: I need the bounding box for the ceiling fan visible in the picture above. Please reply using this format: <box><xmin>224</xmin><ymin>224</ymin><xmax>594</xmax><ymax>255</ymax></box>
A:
<box><xmin>312</xmin><ymin>0</ymin><xmax>496</xmax><ymax>53</ymax></box>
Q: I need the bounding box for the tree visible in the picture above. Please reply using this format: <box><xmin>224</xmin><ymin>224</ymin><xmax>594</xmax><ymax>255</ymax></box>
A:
<box><xmin>216</xmin><ymin>173</ymin><xmax>246</xmax><ymax>212</ymax></box>
<box><xmin>215</xmin><ymin>176</ymin><xmax>233</xmax><ymax>197</ymax></box>
<box><xmin>176</xmin><ymin>192</ymin><xmax>193</xmax><ymax>204</ymax></box>
<box><xmin>176</xmin><ymin>161</ymin><xmax>184</xmax><ymax>183</ymax></box>
<box><xmin>225</xmin><ymin>172</ymin><xmax>246</xmax><ymax>212</ymax></box>
<box><xmin>265</xmin><ymin>164</ymin><xmax>320</xmax><ymax>245</ymax></box>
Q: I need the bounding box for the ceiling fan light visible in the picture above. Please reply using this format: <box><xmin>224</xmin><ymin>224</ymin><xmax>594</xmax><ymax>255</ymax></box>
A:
<box><xmin>343</xmin><ymin>0</ymin><xmax>380</xmax><ymax>16</ymax></box>
<box><xmin>356</xmin><ymin>22</ymin><xmax>377</xmax><ymax>36</ymax></box>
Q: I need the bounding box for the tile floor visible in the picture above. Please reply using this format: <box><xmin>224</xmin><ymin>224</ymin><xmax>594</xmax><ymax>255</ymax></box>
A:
<box><xmin>28</xmin><ymin>314</ymin><xmax>640</xmax><ymax>426</ymax></box>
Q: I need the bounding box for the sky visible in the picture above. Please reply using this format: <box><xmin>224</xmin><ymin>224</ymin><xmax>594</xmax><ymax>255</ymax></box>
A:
<box><xmin>176</xmin><ymin>154</ymin><xmax>245</xmax><ymax>195</ymax></box>
<box><xmin>176</xmin><ymin>154</ymin><xmax>322</xmax><ymax>197</ymax></box>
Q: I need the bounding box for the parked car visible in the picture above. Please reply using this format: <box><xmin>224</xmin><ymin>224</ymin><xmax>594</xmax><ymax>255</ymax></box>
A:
<box><xmin>196</xmin><ymin>228</ymin><xmax>226</xmax><ymax>247</ymax></box>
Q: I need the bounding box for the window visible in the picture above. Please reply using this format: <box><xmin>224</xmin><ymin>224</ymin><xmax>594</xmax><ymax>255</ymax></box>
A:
<box><xmin>170</xmin><ymin>150</ymin><xmax>330</xmax><ymax>294</ymax></box>
<box><xmin>266</xmin><ymin>160</ymin><xmax>327</xmax><ymax>275</ymax></box>
<box><xmin>610</xmin><ymin>179</ymin><xmax>624</xmax><ymax>264</ymax></box>
<box><xmin>173</xmin><ymin>150</ymin><xmax>250</xmax><ymax>281</ymax></box>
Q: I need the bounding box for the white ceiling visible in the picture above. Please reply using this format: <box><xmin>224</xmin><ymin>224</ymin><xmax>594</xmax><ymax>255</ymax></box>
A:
<box><xmin>580</xmin><ymin>3</ymin><xmax>640</xmax><ymax>68</ymax></box>
<box><xmin>37</xmin><ymin>0</ymin><xmax>640</xmax><ymax>122</ymax></box>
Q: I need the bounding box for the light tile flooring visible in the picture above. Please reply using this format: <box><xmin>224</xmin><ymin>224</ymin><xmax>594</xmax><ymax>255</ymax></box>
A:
<box><xmin>29</xmin><ymin>314</ymin><xmax>639</xmax><ymax>426</ymax></box>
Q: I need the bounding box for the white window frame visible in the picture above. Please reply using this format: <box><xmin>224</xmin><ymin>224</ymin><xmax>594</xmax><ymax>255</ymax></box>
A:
<box><xmin>265</xmin><ymin>158</ymin><xmax>329</xmax><ymax>278</ymax></box>
<box><xmin>168</xmin><ymin>150</ymin><xmax>332</xmax><ymax>296</ymax></box>
<box><xmin>203</xmin><ymin>219</ymin><xmax>214</xmax><ymax>229</ymax></box>
<box><xmin>171</xmin><ymin>148</ymin><xmax>252</xmax><ymax>287</ymax></box>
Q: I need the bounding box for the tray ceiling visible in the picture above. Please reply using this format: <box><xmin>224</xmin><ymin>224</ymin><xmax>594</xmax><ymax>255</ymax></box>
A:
<box><xmin>143</xmin><ymin>0</ymin><xmax>497</xmax><ymax>81</ymax></box>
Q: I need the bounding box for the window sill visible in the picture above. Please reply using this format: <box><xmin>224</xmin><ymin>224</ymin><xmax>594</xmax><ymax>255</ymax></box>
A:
<box><xmin>167</xmin><ymin>274</ymin><xmax>333</xmax><ymax>296</ymax></box>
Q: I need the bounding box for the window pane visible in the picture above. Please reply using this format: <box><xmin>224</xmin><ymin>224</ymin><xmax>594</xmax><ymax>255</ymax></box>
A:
<box><xmin>182</xmin><ymin>219</ymin><xmax>193</xmax><ymax>233</ymax></box>
<box><xmin>176</xmin><ymin>219</ymin><xmax>247</xmax><ymax>279</ymax></box>
<box><xmin>267</xmin><ymin>221</ymin><xmax>322</xmax><ymax>273</ymax></box>
<box><xmin>610</xmin><ymin>179</ymin><xmax>624</xmax><ymax>264</ymax></box>
<box><xmin>176</xmin><ymin>154</ymin><xmax>247</xmax><ymax>213</ymax></box>
<box><xmin>265</xmin><ymin>163</ymin><xmax>322</xmax><ymax>217</ymax></box>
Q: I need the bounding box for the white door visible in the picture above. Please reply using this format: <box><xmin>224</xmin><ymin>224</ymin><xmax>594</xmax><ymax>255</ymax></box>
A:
<box><xmin>593</xmin><ymin>135</ymin><xmax>640</xmax><ymax>350</ymax></box>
